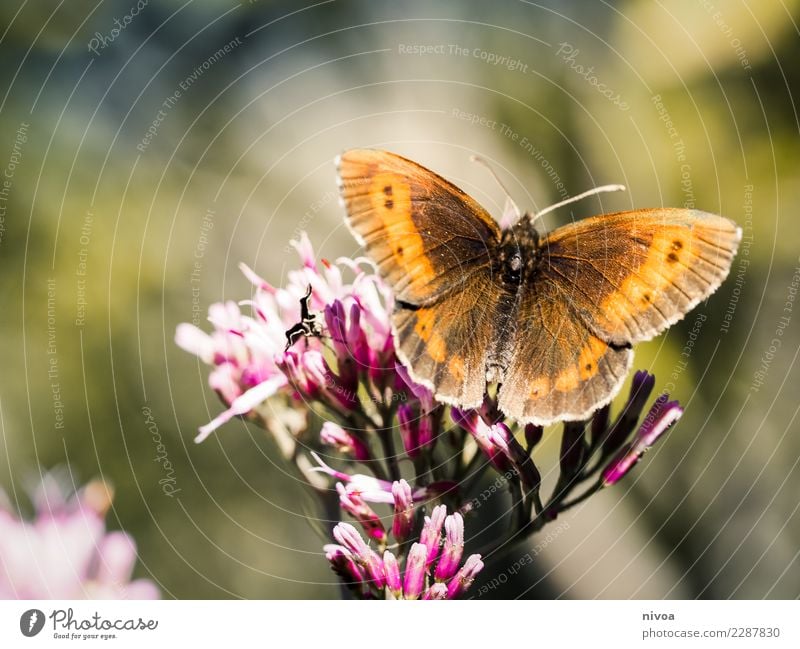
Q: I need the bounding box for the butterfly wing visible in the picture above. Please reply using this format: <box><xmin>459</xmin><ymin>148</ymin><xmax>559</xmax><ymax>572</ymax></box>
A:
<box><xmin>393</xmin><ymin>269</ymin><xmax>508</xmax><ymax>408</ymax></box>
<box><xmin>336</xmin><ymin>149</ymin><xmax>502</xmax><ymax>305</ymax></box>
<box><xmin>536</xmin><ymin>208</ymin><xmax>741</xmax><ymax>346</ymax></box>
<box><xmin>497</xmin><ymin>279</ymin><xmax>634</xmax><ymax>425</ymax></box>
<box><xmin>337</xmin><ymin>149</ymin><xmax>506</xmax><ymax>405</ymax></box>
<box><xmin>497</xmin><ymin>208</ymin><xmax>739</xmax><ymax>424</ymax></box>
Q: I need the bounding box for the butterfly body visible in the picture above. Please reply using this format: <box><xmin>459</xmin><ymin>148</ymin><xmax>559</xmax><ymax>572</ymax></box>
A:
<box><xmin>337</xmin><ymin>149</ymin><xmax>740</xmax><ymax>425</ymax></box>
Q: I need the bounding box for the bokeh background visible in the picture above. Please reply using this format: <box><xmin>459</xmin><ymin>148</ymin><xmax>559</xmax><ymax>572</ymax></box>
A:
<box><xmin>1</xmin><ymin>0</ymin><xmax>798</xmax><ymax>598</ymax></box>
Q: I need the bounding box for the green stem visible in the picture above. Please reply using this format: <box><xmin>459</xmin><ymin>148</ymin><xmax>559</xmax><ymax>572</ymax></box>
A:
<box><xmin>510</xmin><ymin>477</ymin><xmax>527</xmax><ymax>532</ymax></box>
<box><xmin>558</xmin><ymin>481</ymin><xmax>604</xmax><ymax>511</ymax></box>
<box><xmin>376</xmin><ymin>401</ymin><xmax>401</xmax><ymax>482</ymax></box>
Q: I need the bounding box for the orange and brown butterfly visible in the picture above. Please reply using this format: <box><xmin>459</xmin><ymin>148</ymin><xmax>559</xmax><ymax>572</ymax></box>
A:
<box><xmin>335</xmin><ymin>149</ymin><xmax>741</xmax><ymax>426</ymax></box>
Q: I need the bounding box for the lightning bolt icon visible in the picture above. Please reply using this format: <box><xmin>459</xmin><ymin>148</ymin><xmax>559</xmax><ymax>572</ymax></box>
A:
<box><xmin>28</xmin><ymin>611</ymin><xmax>38</xmax><ymax>632</ymax></box>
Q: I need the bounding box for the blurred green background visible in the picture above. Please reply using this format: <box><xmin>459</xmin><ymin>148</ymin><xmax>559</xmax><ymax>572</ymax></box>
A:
<box><xmin>1</xmin><ymin>0</ymin><xmax>798</xmax><ymax>598</ymax></box>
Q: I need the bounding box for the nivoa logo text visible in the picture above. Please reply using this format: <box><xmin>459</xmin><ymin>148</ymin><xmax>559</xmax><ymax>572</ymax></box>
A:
<box><xmin>47</xmin><ymin>608</ymin><xmax>158</xmax><ymax>640</ymax></box>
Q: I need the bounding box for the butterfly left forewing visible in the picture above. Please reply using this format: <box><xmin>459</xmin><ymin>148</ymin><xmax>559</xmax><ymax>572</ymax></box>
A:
<box><xmin>337</xmin><ymin>149</ymin><xmax>509</xmax><ymax>405</ymax></box>
<box><xmin>337</xmin><ymin>149</ymin><xmax>501</xmax><ymax>306</ymax></box>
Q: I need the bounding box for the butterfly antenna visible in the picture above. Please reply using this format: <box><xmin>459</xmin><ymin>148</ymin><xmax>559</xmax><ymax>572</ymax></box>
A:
<box><xmin>469</xmin><ymin>154</ymin><xmax>522</xmax><ymax>223</ymax></box>
<box><xmin>532</xmin><ymin>184</ymin><xmax>626</xmax><ymax>222</ymax></box>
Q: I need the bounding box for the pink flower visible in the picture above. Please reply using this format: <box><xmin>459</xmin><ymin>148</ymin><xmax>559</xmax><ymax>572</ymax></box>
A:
<box><xmin>391</xmin><ymin>479</ymin><xmax>414</xmax><ymax>542</ymax></box>
<box><xmin>446</xmin><ymin>554</ymin><xmax>484</xmax><ymax>599</ymax></box>
<box><xmin>419</xmin><ymin>505</ymin><xmax>447</xmax><ymax>567</ymax></box>
<box><xmin>434</xmin><ymin>513</ymin><xmax>465</xmax><ymax>581</ymax></box>
<box><xmin>451</xmin><ymin>409</ymin><xmax>512</xmax><ymax>472</ymax></box>
<box><xmin>403</xmin><ymin>543</ymin><xmax>428</xmax><ymax>600</ymax></box>
<box><xmin>0</xmin><ymin>475</ymin><xmax>158</xmax><ymax>599</ymax></box>
<box><xmin>324</xmin><ymin>544</ymin><xmax>365</xmax><ymax>583</ymax></box>
<box><xmin>325</xmin><ymin>507</ymin><xmax>484</xmax><ymax>599</ymax></box>
<box><xmin>383</xmin><ymin>551</ymin><xmax>402</xmax><ymax>599</ymax></box>
<box><xmin>397</xmin><ymin>406</ymin><xmax>435</xmax><ymax>459</ymax></box>
<box><xmin>176</xmin><ymin>233</ymin><xmax>395</xmax><ymax>442</ymax></box>
<box><xmin>336</xmin><ymin>483</ymin><xmax>386</xmax><ymax>543</ymax></box>
<box><xmin>487</xmin><ymin>422</ymin><xmax>541</xmax><ymax>491</ymax></box>
<box><xmin>602</xmin><ymin>395</ymin><xmax>683</xmax><ymax>486</ymax></box>
<box><xmin>395</xmin><ymin>362</ymin><xmax>434</xmax><ymax>413</ymax></box>
<box><xmin>423</xmin><ymin>582</ymin><xmax>448</xmax><ymax>600</ymax></box>
<box><xmin>180</xmin><ymin>229</ymin><xmax>686</xmax><ymax>602</ymax></box>
<box><xmin>320</xmin><ymin>422</ymin><xmax>371</xmax><ymax>462</ymax></box>
<box><xmin>332</xmin><ymin>523</ymin><xmax>384</xmax><ymax>588</ymax></box>
<box><xmin>310</xmin><ymin>453</ymin><xmax>396</xmax><ymax>504</ymax></box>
<box><xmin>310</xmin><ymin>453</ymin><xmax>439</xmax><ymax>505</ymax></box>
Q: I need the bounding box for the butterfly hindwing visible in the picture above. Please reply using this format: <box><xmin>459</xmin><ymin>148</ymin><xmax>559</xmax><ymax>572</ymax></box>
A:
<box><xmin>539</xmin><ymin>208</ymin><xmax>741</xmax><ymax>346</ymax></box>
<box><xmin>497</xmin><ymin>278</ymin><xmax>633</xmax><ymax>425</ymax></box>
<box><xmin>393</xmin><ymin>268</ymin><xmax>504</xmax><ymax>408</ymax></box>
<box><xmin>336</xmin><ymin>149</ymin><xmax>501</xmax><ymax>306</ymax></box>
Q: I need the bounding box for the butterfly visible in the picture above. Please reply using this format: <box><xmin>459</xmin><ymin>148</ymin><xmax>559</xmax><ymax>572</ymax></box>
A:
<box><xmin>336</xmin><ymin>149</ymin><xmax>741</xmax><ymax>425</ymax></box>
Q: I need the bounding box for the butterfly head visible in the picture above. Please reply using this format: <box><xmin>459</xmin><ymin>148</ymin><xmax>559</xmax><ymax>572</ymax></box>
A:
<box><xmin>495</xmin><ymin>216</ymin><xmax>542</xmax><ymax>282</ymax></box>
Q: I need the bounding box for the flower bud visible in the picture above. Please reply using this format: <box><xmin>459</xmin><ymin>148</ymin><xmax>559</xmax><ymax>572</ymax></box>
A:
<box><xmin>434</xmin><ymin>513</ymin><xmax>464</xmax><ymax>581</ymax></box>
<box><xmin>391</xmin><ymin>479</ymin><xmax>414</xmax><ymax>542</ymax></box>
<box><xmin>446</xmin><ymin>554</ymin><xmax>484</xmax><ymax>599</ymax></box>
<box><xmin>403</xmin><ymin>543</ymin><xmax>428</xmax><ymax>600</ymax></box>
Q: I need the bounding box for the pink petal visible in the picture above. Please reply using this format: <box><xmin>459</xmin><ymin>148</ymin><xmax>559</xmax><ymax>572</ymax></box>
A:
<box><xmin>174</xmin><ymin>324</ymin><xmax>214</xmax><ymax>362</ymax></box>
<box><xmin>195</xmin><ymin>375</ymin><xmax>287</xmax><ymax>443</ymax></box>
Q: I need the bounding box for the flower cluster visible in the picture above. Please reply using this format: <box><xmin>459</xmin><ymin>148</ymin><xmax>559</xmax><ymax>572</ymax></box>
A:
<box><xmin>326</xmin><ymin>510</ymin><xmax>483</xmax><ymax>600</ymax></box>
<box><xmin>177</xmin><ymin>233</ymin><xmax>683</xmax><ymax>599</ymax></box>
<box><xmin>0</xmin><ymin>473</ymin><xmax>159</xmax><ymax>599</ymax></box>
<box><xmin>175</xmin><ymin>234</ymin><xmax>395</xmax><ymax>450</ymax></box>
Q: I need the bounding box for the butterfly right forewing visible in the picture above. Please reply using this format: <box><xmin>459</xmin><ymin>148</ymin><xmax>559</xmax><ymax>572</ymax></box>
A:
<box><xmin>498</xmin><ymin>207</ymin><xmax>739</xmax><ymax>424</ymax></box>
<box><xmin>538</xmin><ymin>208</ymin><xmax>741</xmax><ymax>346</ymax></box>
